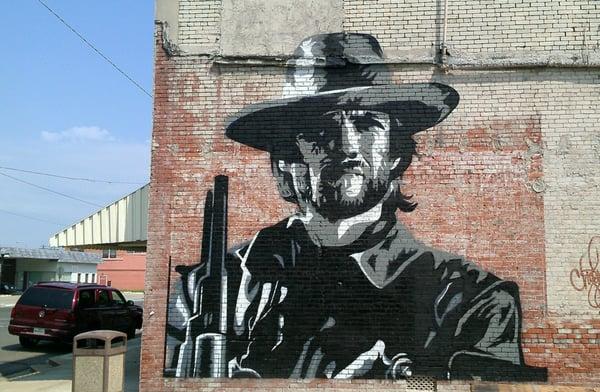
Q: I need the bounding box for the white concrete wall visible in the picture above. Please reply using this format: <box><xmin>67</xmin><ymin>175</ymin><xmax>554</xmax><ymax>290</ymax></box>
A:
<box><xmin>61</xmin><ymin>262</ymin><xmax>98</xmax><ymax>283</ymax></box>
<box><xmin>157</xmin><ymin>0</ymin><xmax>600</xmax><ymax>67</ymax></box>
<box><xmin>15</xmin><ymin>259</ymin><xmax>98</xmax><ymax>288</ymax></box>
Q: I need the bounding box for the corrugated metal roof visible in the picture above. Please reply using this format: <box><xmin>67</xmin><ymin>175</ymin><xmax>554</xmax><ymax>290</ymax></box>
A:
<box><xmin>49</xmin><ymin>184</ymin><xmax>149</xmax><ymax>247</ymax></box>
<box><xmin>0</xmin><ymin>247</ymin><xmax>102</xmax><ymax>264</ymax></box>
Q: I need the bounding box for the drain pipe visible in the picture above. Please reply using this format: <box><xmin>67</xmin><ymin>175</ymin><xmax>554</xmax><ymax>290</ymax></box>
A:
<box><xmin>440</xmin><ymin>0</ymin><xmax>449</xmax><ymax>65</ymax></box>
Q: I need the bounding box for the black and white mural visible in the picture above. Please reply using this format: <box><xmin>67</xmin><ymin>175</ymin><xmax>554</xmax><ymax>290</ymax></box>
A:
<box><xmin>164</xmin><ymin>33</ymin><xmax>547</xmax><ymax>381</ymax></box>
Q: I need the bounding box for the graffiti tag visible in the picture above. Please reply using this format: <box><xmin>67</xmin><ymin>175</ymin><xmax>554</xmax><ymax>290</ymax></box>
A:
<box><xmin>570</xmin><ymin>236</ymin><xmax>600</xmax><ymax>308</ymax></box>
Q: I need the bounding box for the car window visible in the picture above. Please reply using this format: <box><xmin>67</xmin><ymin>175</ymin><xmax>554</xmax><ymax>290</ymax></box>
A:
<box><xmin>111</xmin><ymin>291</ymin><xmax>126</xmax><ymax>305</ymax></box>
<box><xmin>97</xmin><ymin>289</ymin><xmax>111</xmax><ymax>307</ymax></box>
<box><xmin>18</xmin><ymin>287</ymin><xmax>74</xmax><ymax>309</ymax></box>
<box><xmin>78</xmin><ymin>289</ymin><xmax>96</xmax><ymax>308</ymax></box>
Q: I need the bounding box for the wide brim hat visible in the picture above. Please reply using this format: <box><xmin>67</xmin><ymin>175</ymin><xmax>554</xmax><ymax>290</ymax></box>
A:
<box><xmin>226</xmin><ymin>33</ymin><xmax>459</xmax><ymax>153</ymax></box>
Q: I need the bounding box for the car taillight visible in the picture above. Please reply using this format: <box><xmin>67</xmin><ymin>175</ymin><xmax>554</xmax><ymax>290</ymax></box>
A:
<box><xmin>10</xmin><ymin>307</ymin><xmax>16</xmax><ymax>318</ymax></box>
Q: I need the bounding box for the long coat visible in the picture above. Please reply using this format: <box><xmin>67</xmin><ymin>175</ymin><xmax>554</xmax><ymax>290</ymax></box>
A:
<box><xmin>224</xmin><ymin>218</ymin><xmax>546</xmax><ymax>380</ymax></box>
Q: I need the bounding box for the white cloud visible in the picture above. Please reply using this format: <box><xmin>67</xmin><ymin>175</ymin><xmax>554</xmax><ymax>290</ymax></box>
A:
<box><xmin>41</xmin><ymin>126</ymin><xmax>116</xmax><ymax>143</ymax></box>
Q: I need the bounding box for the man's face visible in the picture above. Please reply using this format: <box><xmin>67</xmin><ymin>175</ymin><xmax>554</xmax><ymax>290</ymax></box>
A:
<box><xmin>292</xmin><ymin>109</ymin><xmax>395</xmax><ymax>220</ymax></box>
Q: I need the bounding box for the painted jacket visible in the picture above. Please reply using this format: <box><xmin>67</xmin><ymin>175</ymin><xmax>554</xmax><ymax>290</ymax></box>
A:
<box><xmin>225</xmin><ymin>218</ymin><xmax>546</xmax><ymax>380</ymax></box>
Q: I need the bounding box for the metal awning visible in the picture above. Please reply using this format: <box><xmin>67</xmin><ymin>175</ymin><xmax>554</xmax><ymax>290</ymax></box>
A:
<box><xmin>49</xmin><ymin>184</ymin><xmax>149</xmax><ymax>248</ymax></box>
<box><xmin>0</xmin><ymin>247</ymin><xmax>102</xmax><ymax>264</ymax></box>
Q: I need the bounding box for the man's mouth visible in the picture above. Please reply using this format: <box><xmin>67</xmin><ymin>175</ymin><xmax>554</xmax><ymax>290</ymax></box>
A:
<box><xmin>341</xmin><ymin>167</ymin><xmax>364</xmax><ymax>176</ymax></box>
<box><xmin>319</xmin><ymin>160</ymin><xmax>366</xmax><ymax>189</ymax></box>
<box><xmin>339</xmin><ymin>160</ymin><xmax>365</xmax><ymax>176</ymax></box>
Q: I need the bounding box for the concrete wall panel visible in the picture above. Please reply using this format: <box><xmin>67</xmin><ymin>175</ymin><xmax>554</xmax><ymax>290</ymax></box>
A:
<box><xmin>221</xmin><ymin>0</ymin><xmax>343</xmax><ymax>56</ymax></box>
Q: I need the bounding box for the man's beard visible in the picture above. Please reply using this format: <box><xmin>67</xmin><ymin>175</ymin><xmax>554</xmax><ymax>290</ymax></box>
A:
<box><xmin>303</xmin><ymin>163</ymin><xmax>390</xmax><ymax>221</ymax></box>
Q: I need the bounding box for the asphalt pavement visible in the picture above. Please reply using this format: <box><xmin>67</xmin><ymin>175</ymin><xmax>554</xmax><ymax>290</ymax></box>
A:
<box><xmin>0</xmin><ymin>333</ymin><xmax>141</xmax><ymax>392</ymax></box>
<box><xmin>0</xmin><ymin>295</ymin><xmax>71</xmax><ymax>377</ymax></box>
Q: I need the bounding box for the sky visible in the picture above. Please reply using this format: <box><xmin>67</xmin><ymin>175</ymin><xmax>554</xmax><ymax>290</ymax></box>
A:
<box><xmin>0</xmin><ymin>1</ymin><xmax>154</xmax><ymax>248</ymax></box>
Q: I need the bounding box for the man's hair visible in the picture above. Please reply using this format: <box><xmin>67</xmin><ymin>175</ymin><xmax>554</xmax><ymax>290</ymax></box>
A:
<box><xmin>271</xmin><ymin>117</ymin><xmax>418</xmax><ymax>212</ymax></box>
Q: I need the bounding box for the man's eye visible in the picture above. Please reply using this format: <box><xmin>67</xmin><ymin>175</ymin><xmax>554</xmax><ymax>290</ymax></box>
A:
<box><xmin>353</xmin><ymin>117</ymin><xmax>383</xmax><ymax>131</ymax></box>
<box><xmin>296</xmin><ymin>130</ymin><xmax>325</xmax><ymax>142</ymax></box>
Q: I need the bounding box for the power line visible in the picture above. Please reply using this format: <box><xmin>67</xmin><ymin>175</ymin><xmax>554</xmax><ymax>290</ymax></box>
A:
<box><xmin>0</xmin><ymin>171</ymin><xmax>103</xmax><ymax>208</ymax></box>
<box><xmin>36</xmin><ymin>0</ymin><xmax>153</xmax><ymax>99</ymax></box>
<box><xmin>0</xmin><ymin>166</ymin><xmax>146</xmax><ymax>185</ymax></box>
<box><xmin>0</xmin><ymin>208</ymin><xmax>65</xmax><ymax>226</ymax></box>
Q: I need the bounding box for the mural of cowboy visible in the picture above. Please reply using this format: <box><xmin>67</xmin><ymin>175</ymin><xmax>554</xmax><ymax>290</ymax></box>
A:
<box><xmin>167</xmin><ymin>32</ymin><xmax>547</xmax><ymax>381</ymax></box>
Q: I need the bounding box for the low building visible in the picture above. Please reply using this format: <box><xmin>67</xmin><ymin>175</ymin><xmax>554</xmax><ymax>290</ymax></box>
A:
<box><xmin>48</xmin><ymin>184</ymin><xmax>149</xmax><ymax>291</ymax></box>
<box><xmin>0</xmin><ymin>247</ymin><xmax>101</xmax><ymax>290</ymax></box>
<box><xmin>95</xmin><ymin>249</ymin><xmax>146</xmax><ymax>291</ymax></box>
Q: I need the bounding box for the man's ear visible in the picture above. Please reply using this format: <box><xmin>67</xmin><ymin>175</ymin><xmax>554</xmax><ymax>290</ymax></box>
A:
<box><xmin>390</xmin><ymin>157</ymin><xmax>402</xmax><ymax>172</ymax></box>
<box><xmin>271</xmin><ymin>159</ymin><xmax>296</xmax><ymax>202</ymax></box>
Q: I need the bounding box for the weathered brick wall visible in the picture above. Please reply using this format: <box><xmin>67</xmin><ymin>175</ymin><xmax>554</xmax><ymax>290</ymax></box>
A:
<box><xmin>144</xmin><ymin>0</ymin><xmax>600</xmax><ymax>390</ymax></box>
<box><xmin>344</xmin><ymin>0</ymin><xmax>600</xmax><ymax>55</ymax></box>
<box><xmin>178</xmin><ymin>0</ymin><xmax>221</xmax><ymax>51</ymax></box>
<box><xmin>170</xmin><ymin>0</ymin><xmax>600</xmax><ymax>62</ymax></box>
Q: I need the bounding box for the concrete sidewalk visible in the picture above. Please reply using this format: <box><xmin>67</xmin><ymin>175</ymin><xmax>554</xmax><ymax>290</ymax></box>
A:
<box><xmin>0</xmin><ymin>334</ymin><xmax>141</xmax><ymax>392</ymax></box>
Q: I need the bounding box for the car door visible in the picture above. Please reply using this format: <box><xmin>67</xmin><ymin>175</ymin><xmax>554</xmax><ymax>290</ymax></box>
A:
<box><xmin>108</xmin><ymin>290</ymin><xmax>131</xmax><ymax>333</ymax></box>
<box><xmin>95</xmin><ymin>288</ymin><xmax>115</xmax><ymax>330</ymax></box>
<box><xmin>76</xmin><ymin>288</ymin><xmax>98</xmax><ymax>332</ymax></box>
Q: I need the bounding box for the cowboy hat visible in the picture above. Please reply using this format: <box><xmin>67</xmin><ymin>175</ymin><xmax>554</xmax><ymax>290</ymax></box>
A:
<box><xmin>225</xmin><ymin>33</ymin><xmax>459</xmax><ymax>153</ymax></box>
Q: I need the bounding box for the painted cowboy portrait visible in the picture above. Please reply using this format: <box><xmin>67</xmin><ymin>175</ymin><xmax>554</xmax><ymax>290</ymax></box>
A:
<box><xmin>167</xmin><ymin>32</ymin><xmax>547</xmax><ymax>381</ymax></box>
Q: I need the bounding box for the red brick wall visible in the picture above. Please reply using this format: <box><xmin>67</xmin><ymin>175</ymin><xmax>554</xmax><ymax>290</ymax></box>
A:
<box><xmin>97</xmin><ymin>251</ymin><xmax>146</xmax><ymax>291</ymax></box>
<box><xmin>141</xmin><ymin>22</ymin><xmax>600</xmax><ymax>390</ymax></box>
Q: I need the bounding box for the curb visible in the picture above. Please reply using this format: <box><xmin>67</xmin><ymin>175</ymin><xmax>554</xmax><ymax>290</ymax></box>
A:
<box><xmin>3</xmin><ymin>367</ymin><xmax>37</xmax><ymax>381</ymax></box>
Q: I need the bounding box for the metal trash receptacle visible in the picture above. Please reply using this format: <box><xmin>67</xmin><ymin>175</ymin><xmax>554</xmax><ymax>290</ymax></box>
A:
<box><xmin>73</xmin><ymin>330</ymin><xmax>127</xmax><ymax>392</ymax></box>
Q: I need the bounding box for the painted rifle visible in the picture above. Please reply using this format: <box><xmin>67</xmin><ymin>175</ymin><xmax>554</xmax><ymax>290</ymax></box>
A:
<box><xmin>175</xmin><ymin>175</ymin><xmax>228</xmax><ymax>378</ymax></box>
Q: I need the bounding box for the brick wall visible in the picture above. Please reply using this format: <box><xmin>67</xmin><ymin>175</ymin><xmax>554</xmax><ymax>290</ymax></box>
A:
<box><xmin>178</xmin><ymin>0</ymin><xmax>221</xmax><ymax>51</ymax></box>
<box><xmin>144</xmin><ymin>1</ymin><xmax>600</xmax><ymax>390</ymax></box>
<box><xmin>344</xmin><ymin>0</ymin><xmax>600</xmax><ymax>58</ymax></box>
<box><xmin>96</xmin><ymin>251</ymin><xmax>146</xmax><ymax>291</ymax></box>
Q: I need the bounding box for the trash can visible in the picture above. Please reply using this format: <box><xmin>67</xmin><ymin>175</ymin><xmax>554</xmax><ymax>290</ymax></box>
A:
<box><xmin>73</xmin><ymin>330</ymin><xmax>127</xmax><ymax>392</ymax></box>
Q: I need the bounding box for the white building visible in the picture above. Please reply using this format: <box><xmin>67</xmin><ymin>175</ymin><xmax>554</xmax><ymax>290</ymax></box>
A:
<box><xmin>0</xmin><ymin>247</ymin><xmax>101</xmax><ymax>290</ymax></box>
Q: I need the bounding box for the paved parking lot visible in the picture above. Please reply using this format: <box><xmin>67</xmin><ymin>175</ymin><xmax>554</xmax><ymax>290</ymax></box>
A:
<box><xmin>0</xmin><ymin>292</ymin><xmax>144</xmax><ymax>379</ymax></box>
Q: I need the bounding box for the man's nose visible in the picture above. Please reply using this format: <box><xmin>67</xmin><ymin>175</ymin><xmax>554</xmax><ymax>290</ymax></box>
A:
<box><xmin>338</xmin><ymin>117</ymin><xmax>360</xmax><ymax>159</ymax></box>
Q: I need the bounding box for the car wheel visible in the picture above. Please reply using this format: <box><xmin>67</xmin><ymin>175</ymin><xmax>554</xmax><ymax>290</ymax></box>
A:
<box><xmin>19</xmin><ymin>336</ymin><xmax>40</xmax><ymax>348</ymax></box>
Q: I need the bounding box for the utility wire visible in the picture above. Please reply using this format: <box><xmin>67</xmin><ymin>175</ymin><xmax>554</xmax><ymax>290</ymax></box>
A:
<box><xmin>0</xmin><ymin>171</ymin><xmax>103</xmax><ymax>208</ymax></box>
<box><xmin>0</xmin><ymin>165</ymin><xmax>146</xmax><ymax>185</ymax></box>
<box><xmin>0</xmin><ymin>208</ymin><xmax>65</xmax><ymax>226</ymax></box>
<box><xmin>36</xmin><ymin>0</ymin><xmax>152</xmax><ymax>99</ymax></box>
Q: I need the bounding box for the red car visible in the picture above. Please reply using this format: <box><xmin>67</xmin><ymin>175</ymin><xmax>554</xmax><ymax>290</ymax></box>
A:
<box><xmin>8</xmin><ymin>282</ymin><xmax>143</xmax><ymax>348</ymax></box>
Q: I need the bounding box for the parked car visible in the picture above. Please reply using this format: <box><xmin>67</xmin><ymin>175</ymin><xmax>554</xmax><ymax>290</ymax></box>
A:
<box><xmin>8</xmin><ymin>282</ymin><xmax>143</xmax><ymax>348</ymax></box>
